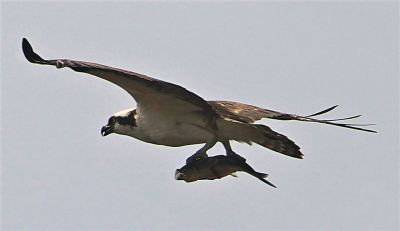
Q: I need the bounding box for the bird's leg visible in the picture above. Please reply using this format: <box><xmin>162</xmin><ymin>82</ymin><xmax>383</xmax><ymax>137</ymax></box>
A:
<box><xmin>186</xmin><ymin>138</ymin><xmax>217</xmax><ymax>164</ymax></box>
<box><xmin>222</xmin><ymin>141</ymin><xmax>246</xmax><ymax>162</ymax></box>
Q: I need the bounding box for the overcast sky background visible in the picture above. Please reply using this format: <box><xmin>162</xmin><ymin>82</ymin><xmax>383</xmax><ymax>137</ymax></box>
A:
<box><xmin>1</xmin><ymin>2</ymin><xmax>399</xmax><ymax>230</ymax></box>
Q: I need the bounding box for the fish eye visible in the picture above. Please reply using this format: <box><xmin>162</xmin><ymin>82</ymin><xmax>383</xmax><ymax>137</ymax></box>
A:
<box><xmin>108</xmin><ymin>116</ymin><xmax>116</xmax><ymax>124</ymax></box>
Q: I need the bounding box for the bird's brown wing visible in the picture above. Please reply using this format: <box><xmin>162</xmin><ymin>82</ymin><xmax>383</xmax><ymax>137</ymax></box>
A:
<box><xmin>208</xmin><ymin>100</ymin><xmax>376</xmax><ymax>133</ymax></box>
<box><xmin>22</xmin><ymin>38</ymin><xmax>218</xmax><ymax>119</ymax></box>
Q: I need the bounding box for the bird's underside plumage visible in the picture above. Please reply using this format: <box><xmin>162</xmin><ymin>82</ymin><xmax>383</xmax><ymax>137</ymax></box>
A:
<box><xmin>22</xmin><ymin>38</ymin><xmax>376</xmax><ymax>161</ymax></box>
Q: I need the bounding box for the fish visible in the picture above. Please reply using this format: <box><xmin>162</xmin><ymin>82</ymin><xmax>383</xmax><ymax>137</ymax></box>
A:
<box><xmin>175</xmin><ymin>155</ymin><xmax>276</xmax><ymax>188</ymax></box>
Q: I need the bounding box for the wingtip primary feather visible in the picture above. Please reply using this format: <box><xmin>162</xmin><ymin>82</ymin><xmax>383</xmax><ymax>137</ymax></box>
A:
<box><xmin>305</xmin><ymin>105</ymin><xmax>338</xmax><ymax>118</ymax></box>
<box><xmin>302</xmin><ymin>105</ymin><xmax>377</xmax><ymax>133</ymax></box>
<box><xmin>22</xmin><ymin>38</ymin><xmax>47</xmax><ymax>64</ymax></box>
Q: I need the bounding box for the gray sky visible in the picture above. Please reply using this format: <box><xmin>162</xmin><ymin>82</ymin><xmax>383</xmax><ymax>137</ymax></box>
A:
<box><xmin>1</xmin><ymin>2</ymin><xmax>399</xmax><ymax>230</ymax></box>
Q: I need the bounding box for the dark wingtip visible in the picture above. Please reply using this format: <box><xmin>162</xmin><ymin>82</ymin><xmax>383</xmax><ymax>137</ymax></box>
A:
<box><xmin>22</xmin><ymin>38</ymin><xmax>47</xmax><ymax>64</ymax></box>
<box><xmin>306</xmin><ymin>105</ymin><xmax>339</xmax><ymax>118</ymax></box>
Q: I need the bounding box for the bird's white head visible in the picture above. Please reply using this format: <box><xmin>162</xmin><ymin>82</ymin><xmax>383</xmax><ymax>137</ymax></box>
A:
<box><xmin>101</xmin><ymin>108</ymin><xmax>138</xmax><ymax>137</ymax></box>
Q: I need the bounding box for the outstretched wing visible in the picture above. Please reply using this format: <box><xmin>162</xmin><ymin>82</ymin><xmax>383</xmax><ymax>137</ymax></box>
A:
<box><xmin>208</xmin><ymin>100</ymin><xmax>376</xmax><ymax>133</ymax></box>
<box><xmin>22</xmin><ymin>38</ymin><xmax>218</xmax><ymax>118</ymax></box>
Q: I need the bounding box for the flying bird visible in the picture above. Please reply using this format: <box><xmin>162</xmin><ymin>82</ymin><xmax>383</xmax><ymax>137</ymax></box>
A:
<box><xmin>22</xmin><ymin>38</ymin><xmax>376</xmax><ymax>163</ymax></box>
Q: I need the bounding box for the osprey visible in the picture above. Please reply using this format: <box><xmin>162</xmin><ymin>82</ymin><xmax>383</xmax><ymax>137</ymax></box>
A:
<box><xmin>22</xmin><ymin>38</ymin><xmax>376</xmax><ymax>163</ymax></box>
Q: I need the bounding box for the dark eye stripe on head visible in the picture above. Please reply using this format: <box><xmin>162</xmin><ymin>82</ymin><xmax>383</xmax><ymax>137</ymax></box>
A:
<box><xmin>108</xmin><ymin>116</ymin><xmax>116</xmax><ymax>124</ymax></box>
<box><xmin>115</xmin><ymin>110</ymin><xmax>137</xmax><ymax>127</ymax></box>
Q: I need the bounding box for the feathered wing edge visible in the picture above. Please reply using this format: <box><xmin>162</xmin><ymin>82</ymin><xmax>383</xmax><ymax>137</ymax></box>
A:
<box><xmin>22</xmin><ymin>38</ymin><xmax>56</xmax><ymax>65</ymax></box>
<box><xmin>22</xmin><ymin>38</ymin><xmax>220</xmax><ymax>118</ymax></box>
<box><xmin>208</xmin><ymin>101</ymin><xmax>377</xmax><ymax>133</ymax></box>
<box><xmin>272</xmin><ymin>105</ymin><xmax>377</xmax><ymax>133</ymax></box>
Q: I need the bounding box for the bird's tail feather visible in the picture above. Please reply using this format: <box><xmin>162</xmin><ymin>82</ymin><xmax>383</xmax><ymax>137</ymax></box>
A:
<box><xmin>216</xmin><ymin>118</ymin><xmax>304</xmax><ymax>159</ymax></box>
<box><xmin>254</xmin><ymin>124</ymin><xmax>303</xmax><ymax>159</ymax></box>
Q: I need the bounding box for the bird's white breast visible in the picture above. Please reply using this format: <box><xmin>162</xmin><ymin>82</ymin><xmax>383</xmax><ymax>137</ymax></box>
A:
<box><xmin>132</xmin><ymin>109</ymin><xmax>216</xmax><ymax>147</ymax></box>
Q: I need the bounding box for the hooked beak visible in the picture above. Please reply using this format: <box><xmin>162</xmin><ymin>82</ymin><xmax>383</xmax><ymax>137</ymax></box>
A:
<box><xmin>101</xmin><ymin>125</ymin><xmax>113</xmax><ymax>136</ymax></box>
<box><xmin>175</xmin><ymin>169</ymin><xmax>185</xmax><ymax>180</ymax></box>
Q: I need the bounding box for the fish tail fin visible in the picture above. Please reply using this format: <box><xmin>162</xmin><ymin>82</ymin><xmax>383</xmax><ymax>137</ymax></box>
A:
<box><xmin>241</xmin><ymin>161</ymin><xmax>277</xmax><ymax>188</ymax></box>
<box><xmin>253</xmin><ymin>171</ymin><xmax>277</xmax><ymax>188</ymax></box>
<box><xmin>257</xmin><ymin>172</ymin><xmax>268</xmax><ymax>178</ymax></box>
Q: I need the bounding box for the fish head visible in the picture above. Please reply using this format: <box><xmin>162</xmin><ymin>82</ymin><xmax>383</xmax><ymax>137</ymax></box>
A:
<box><xmin>175</xmin><ymin>164</ymin><xmax>201</xmax><ymax>182</ymax></box>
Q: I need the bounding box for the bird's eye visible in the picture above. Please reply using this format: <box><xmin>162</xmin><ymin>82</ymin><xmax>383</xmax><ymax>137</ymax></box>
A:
<box><xmin>108</xmin><ymin>116</ymin><xmax>116</xmax><ymax>124</ymax></box>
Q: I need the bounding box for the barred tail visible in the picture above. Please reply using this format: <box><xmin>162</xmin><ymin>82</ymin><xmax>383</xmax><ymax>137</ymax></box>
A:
<box><xmin>216</xmin><ymin>119</ymin><xmax>303</xmax><ymax>158</ymax></box>
<box><xmin>254</xmin><ymin>124</ymin><xmax>303</xmax><ymax>159</ymax></box>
